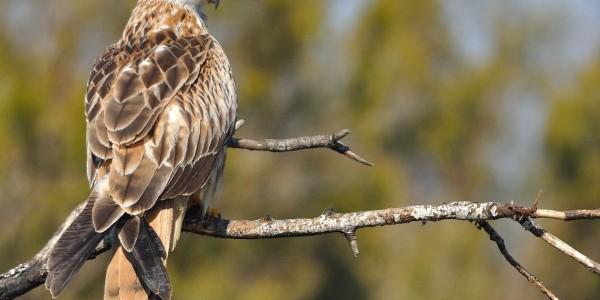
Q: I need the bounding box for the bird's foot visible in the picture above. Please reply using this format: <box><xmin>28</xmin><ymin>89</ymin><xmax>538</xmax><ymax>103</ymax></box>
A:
<box><xmin>206</xmin><ymin>207</ymin><xmax>221</xmax><ymax>219</ymax></box>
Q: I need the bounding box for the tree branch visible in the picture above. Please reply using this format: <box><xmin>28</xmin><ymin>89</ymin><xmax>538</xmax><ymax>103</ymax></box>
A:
<box><xmin>518</xmin><ymin>217</ymin><xmax>600</xmax><ymax>275</ymax></box>
<box><xmin>475</xmin><ymin>221</ymin><xmax>558</xmax><ymax>300</ymax></box>
<box><xmin>227</xmin><ymin>127</ymin><xmax>374</xmax><ymax>166</ymax></box>
<box><xmin>1</xmin><ymin>128</ymin><xmax>599</xmax><ymax>299</ymax></box>
<box><xmin>3</xmin><ymin>201</ymin><xmax>600</xmax><ymax>299</ymax></box>
<box><xmin>533</xmin><ymin>209</ymin><xmax>600</xmax><ymax>220</ymax></box>
<box><xmin>182</xmin><ymin>201</ymin><xmax>542</xmax><ymax>238</ymax></box>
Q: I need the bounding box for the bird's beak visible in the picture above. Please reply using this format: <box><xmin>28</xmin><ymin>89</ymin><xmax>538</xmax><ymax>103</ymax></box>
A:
<box><xmin>209</xmin><ymin>0</ymin><xmax>220</xmax><ymax>9</ymax></box>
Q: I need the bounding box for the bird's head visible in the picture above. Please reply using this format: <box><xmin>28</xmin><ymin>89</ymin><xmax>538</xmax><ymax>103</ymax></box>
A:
<box><xmin>167</xmin><ymin>0</ymin><xmax>220</xmax><ymax>9</ymax></box>
<box><xmin>166</xmin><ymin>0</ymin><xmax>219</xmax><ymax>21</ymax></box>
<box><xmin>205</xmin><ymin>0</ymin><xmax>220</xmax><ymax>9</ymax></box>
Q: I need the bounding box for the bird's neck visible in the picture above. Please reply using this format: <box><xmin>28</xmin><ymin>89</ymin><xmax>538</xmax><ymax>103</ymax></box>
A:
<box><xmin>138</xmin><ymin>0</ymin><xmax>202</xmax><ymax>12</ymax></box>
<box><xmin>125</xmin><ymin>0</ymin><xmax>207</xmax><ymax>42</ymax></box>
<box><xmin>163</xmin><ymin>0</ymin><xmax>206</xmax><ymax>19</ymax></box>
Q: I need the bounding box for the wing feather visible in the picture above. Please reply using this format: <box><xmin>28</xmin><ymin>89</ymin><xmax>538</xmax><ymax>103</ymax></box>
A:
<box><xmin>109</xmin><ymin>155</ymin><xmax>158</xmax><ymax>207</ymax></box>
<box><xmin>86</xmin><ymin>26</ymin><xmax>236</xmax><ymax>220</ymax></box>
<box><xmin>112</xmin><ymin>140</ymin><xmax>145</xmax><ymax>176</ymax></box>
<box><xmin>124</xmin><ymin>163</ymin><xmax>173</xmax><ymax>215</ymax></box>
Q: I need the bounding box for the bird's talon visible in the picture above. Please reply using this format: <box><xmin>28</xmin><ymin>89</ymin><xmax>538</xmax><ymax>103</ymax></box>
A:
<box><xmin>207</xmin><ymin>208</ymin><xmax>221</xmax><ymax>219</ymax></box>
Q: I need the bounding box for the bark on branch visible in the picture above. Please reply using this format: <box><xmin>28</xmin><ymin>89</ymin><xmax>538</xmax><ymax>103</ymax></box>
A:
<box><xmin>1</xmin><ymin>127</ymin><xmax>598</xmax><ymax>299</ymax></box>
<box><xmin>228</xmin><ymin>128</ymin><xmax>374</xmax><ymax>166</ymax></box>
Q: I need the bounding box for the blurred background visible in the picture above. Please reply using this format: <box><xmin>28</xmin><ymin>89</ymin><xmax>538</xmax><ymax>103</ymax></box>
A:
<box><xmin>0</xmin><ymin>0</ymin><xmax>599</xmax><ymax>299</ymax></box>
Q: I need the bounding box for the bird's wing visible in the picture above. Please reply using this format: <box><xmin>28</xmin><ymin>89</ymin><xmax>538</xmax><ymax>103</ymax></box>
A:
<box><xmin>85</xmin><ymin>26</ymin><xmax>236</xmax><ymax>220</ymax></box>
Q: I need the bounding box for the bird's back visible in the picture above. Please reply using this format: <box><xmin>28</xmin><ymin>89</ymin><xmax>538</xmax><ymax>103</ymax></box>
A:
<box><xmin>46</xmin><ymin>1</ymin><xmax>236</xmax><ymax>299</ymax></box>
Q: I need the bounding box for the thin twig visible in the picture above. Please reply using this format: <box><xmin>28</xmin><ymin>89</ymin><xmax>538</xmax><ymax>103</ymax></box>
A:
<box><xmin>533</xmin><ymin>209</ymin><xmax>600</xmax><ymax>220</ymax></box>
<box><xmin>342</xmin><ymin>229</ymin><xmax>360</xmax><ymax>257</ymax></box>
<box><xmin>519</xmin><ymin>217</ymin><xmax>600</xmax><ymax>275</ymax></box>
<box><xmin>476</xmin><ymin>221</ymin><xmax>558</xmax><ymax>300</ymax></box>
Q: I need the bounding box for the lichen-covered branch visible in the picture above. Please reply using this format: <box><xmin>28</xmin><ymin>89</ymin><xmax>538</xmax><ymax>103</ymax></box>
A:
<box><xmin>182</xmin><ymin>201</ymin><xmax>532</xmax><ymax>238</ymax></box>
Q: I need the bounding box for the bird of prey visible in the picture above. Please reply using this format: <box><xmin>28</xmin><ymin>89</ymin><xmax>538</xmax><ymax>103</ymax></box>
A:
<box><xmin>45</xmin><ymin>0</ymin><xmax>236</xmax><ymax>299</ymax></box>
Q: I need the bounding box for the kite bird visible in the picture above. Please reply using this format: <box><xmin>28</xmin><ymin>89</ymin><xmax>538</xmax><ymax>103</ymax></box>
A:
<box><xmin>45</xmin><ymin>0</ymin><xmax>236</xmax><ymax>299</ymax></box>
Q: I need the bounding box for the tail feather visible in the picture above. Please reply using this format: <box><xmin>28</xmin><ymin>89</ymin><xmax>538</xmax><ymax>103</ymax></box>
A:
<box><xmin>123</xmin><ymin>220</ymin><xmax>170</xmax><ymax>299</ymax></box>
<box><xmin>148</xmin><ymin>197</ymin><xmax>188</xmax><ymax>253</ymax></box>
<box><xmin>93</xmin><ymin>195</ymin><xmax>126</xmax><ymax>232</ymax></box>
<box><xmin>103</xmin><ymin>220</ymin><xmax>171</xmax><ymax>300</ymax></box>
<box><xmin>119</xmin><ymin>216</ymin><xmax>141</xmax><ymax>252</ymax></box>
<box><xmin>46</xmin><ymin>198</ymin><xmax>109</xmax><ymax>298</ymax></box>
<box><xmin>104</xmin><ymin>247</ymin><xmax>147</xmax><ymax>300</ymax></box>
<box><xmin>45</xmin><ymin>180</ymin><xmax>187</xmax><ymax>299</ymax></box>
<box><xmin>104</xmin><ymin>197</ymin><xmax>187</xmax><ymax>300</ymax></box>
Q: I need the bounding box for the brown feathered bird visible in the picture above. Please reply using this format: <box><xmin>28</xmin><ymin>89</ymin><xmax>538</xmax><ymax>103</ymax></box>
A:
<box><xmin>45</xmin><ymin>0</ymin><xmax>236</xmax><ymax>299</ymax></box>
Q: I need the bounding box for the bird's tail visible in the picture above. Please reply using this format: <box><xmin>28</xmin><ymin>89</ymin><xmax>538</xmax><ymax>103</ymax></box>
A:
<box><xmin>45</xmin><ymin>178</ymin><xmax>117</xmax><ymax>298</ymax></box>
<box><xmin>104</xmin><ymin>197</ymin><xmax>188</xmax><ymax>300</ymax></box>
<box><xmin>45</xmin><ymin>176</ymin><xmax>185</xmax><ymax>300</ymax></box>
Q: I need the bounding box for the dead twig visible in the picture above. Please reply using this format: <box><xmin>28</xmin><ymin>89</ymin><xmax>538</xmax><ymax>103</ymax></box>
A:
<box><xmin>519</xmin><ymin>217</ymin><xmax>600</xmax><ymax>275</ymax></box>
<box><xmin>475</xmin><ymin>221</ymin><xmax>558</xmax><ymax>300</ymax></box>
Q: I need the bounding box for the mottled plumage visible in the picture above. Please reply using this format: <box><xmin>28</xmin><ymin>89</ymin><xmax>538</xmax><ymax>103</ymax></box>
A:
<box><xmin>46</xmin><ymin>0</ymin><xmax>235</xmax><ymax>299</ymax></box>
